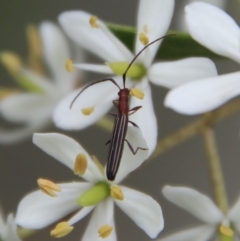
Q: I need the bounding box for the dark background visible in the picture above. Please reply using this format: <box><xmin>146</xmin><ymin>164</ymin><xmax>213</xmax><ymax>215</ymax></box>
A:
<box><xmin>0</xmin><ymin>1</ymin><xmax>240</xmax><ymax>240</ymax></box>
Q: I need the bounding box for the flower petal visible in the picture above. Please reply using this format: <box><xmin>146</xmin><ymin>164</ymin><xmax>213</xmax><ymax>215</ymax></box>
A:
<box><xmin>39</xmin><ymin>21</ymin><xmax>76</xmax><ymax>89</ymax></box>
<box><xmin>0</xmin><ymin>93</ymin><xmax>54</xmax><ymax>123</ymax></box>
<box><xmin>4</xmin><ymin>214</ymin><xmax>21</xmax><ymax>241</ymax></box>
<box><xmin>129</xmin><ymin>79</ymin><xmax>157</xmax><ymax>155</ymax></box>
<box><xmin>148</xmin><ymin>57</ymin><xmax>218</xmax><ymax>88</ymax></box>
<box><xmin>68</xmin><ymin>206</ymin><xmax>94</xmax><ymax>225</ymax></box>
<box><xmin>164</xmin><ymin>71</ymin><xmax>240</xmax><ymax>115</ymax></box>
<box><xmin>16</xmin><ymin>182</ymin><xmax>91</xmax><ymax>229</ymax></box>
<box><xmin>135</xmin><ymin>0</ymin><xmax>174</xmax><ymax>65</ymax></box>
<box><xmin>59</xmin><ymin>11</ymin><xmax>133</xmax><ymax>62</ymax></box>
<box><xmin>162</xmin><ymin>186</ymin><xmax>223</xmax><ymax>224</ymax></box>
<box><xmin>113</xmin><ymin>126</ymin><xmax>149</xmax><ymax>183</ymax></box>
<box><xmin>82</xmin><ymin>198</ymin><xmax>116</xmax><ymax>241</ymax></box>
<box><xmin>33</xmin><ymin>133</ymin><xmax>104</xmax><ymax>182</ymax></box>
<box><xmin>115</xmin><ymin>186</ymin><xmax>163</xmax><ymax>238</ymax></box>
<box><xmin>158</xmin><ymin>225</ymin><xmax>215</xmax><ymax>241</ymax></box>
<box><xmin>228</xmin><ymin>194</ymin><xmax>240</xmax><ymax>233</ymax></box>
<box><xmin>185</xmin><ymin>2</ymin><xmax>240</xmax><ymax>63</ymax></box>
<box><xmin>73</xmin><ymin>63</ymin><xmax>112</xmax><ymax>74</ymax></box>
<box><xmin>53</xmin><ymin>77</ymin><xmax>120</xmax><ymax>130</ymax></box>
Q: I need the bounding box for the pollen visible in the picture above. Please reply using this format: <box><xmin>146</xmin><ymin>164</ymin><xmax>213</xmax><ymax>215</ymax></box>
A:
<box><xmin>219</xmin><ymin>225</ymin><xmax>234</xmax><ymax>237</ymax></box>
<box><xmin>65</xmin><ymin>58</ymin><xmax>74</xmax><ymax>72</ymax></box>
<box><xmin>1</xmin><ymin>52</ymin><xmax>22</xmax><ymax>74</ymax></box>
<box><xmin>81</xmin><ymin>107</ymin><xmax>94</xmax><ymax>115</ymax></box>
<box><xmin>139</xmin><ymin>32</ymin><xmax>149</xmax><ymax>45</ymax></box>
<box><xmin>111</xmin><ymin>185</ymin><xmax>124</xmax><ymax>201</ymax></box>
<box><xmin>130</xmin><ymin>88</ymin><xmax>145</xmax><ymax>100</ymax></box>
<box><xmin>74</xmin><ymin>153</ymin><xmax>88</xmax><ymax>176</ymax></box>
<box><xmin>50</xmin><ymin>222</ymin><xmax>74</xmax><ymax>238</ymax></box>
<box><xmin>89</xmin><ymin>16</ymin><xmax>99</xmax><ymax>28</ymax></box>
<box><xmin>98</xmin><ymin>225</ymin><xmax>113</xmax><ymax>239</ymax></box>
<box><xmin>37</xmin><ymin>178</ymin><xmax>61</xmax><ymax>197</ymax></box>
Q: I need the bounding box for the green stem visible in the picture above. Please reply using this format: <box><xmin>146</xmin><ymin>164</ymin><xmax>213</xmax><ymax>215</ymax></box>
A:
<box><xmin>202</xmin><ymin>127</ymin><xmax>228</xmax><ymax>213</ymax></box>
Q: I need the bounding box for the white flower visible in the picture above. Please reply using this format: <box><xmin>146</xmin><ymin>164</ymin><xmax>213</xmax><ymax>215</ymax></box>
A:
<box><xmin>165</xmin><ymin>2</ymin><xmax>240</xmax><ymax>115</ymax></box>
<box><xmin>0</xmin><ymin>208</ymin><xmax>21</xmax><ymax>241</ymax></box>
<box><xmin>0</xmin><ymin>21</ymin><xmax>83</xmax><ymax>144</ymax></box>
<box><xmin>15</xmin><ymin>131</ymin><xmax>164</xmax><ymax>240</ymax></box>
<box><xmin>54</xmin><ymin>0</ymin><xmax>217</xmax><ymax>156</ymax></box>
<box><xmin>158</xmin><ymin>185</ymin><xmax>240</xmax><ymax>241</ymax></box>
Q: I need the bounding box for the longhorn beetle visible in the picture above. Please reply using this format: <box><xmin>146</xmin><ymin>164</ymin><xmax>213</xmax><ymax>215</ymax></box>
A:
<box><xmin>71</xmin><ymin>34</ymin><xmax>174</xmax><ymax>181</ymax></box>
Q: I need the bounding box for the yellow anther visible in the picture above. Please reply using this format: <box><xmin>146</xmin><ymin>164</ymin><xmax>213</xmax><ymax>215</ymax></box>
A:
<box><xmin>111</xmin><ymin>185</ymin><xmax>124</xmax><ymax>201</ymax></box>
<box><xmin>139</xmin><ymin>32</ymin><xmax>149</xmax><ymax>45</ymax></box>
<box><xmin>50</xmin><ymin>222</ymin><xmax>73</xmax><ymax>238</ymax></box>
<box><xmin>26</xmin><ymin>25</ymin><xmax>42</xmax><ymax>59</ymax></box>
<box><xmin>37</xmin><ymin>178</ymin><xmax>61</xmax><ymax>197</ymax></box>
<box><xmin>98</xmin><ymin>225</ymin><xmax>113</xmax><ymax>239</ymax></box>
<box><xmin>89</xmin><ymin>16</ymin><xmax>99</xmax><ymax>28</ymax></box>
<box><xmin>219</xmin><ymin>225</ymin><xmax>234</xmax><ymax>237</ymax></box>
<box><xmin>74</xmin><ymin>153</ymin><xmax>88</xmax><ymax>176</ymax></box>
<box><xmin>0</xmin><ymin>88</ymin><xmax>19</xmax><ymax>100</ymax></box>
<box><xmin>130</xmin><ymin>88</ymin><xmax>145</xmax><ymax>100</ymax></box>
<box><xmin>81</xmin><ymin>107</ymin><xmax>94</xmax><ymax>116</ymax></box>
<box><xmin>65</xmin><ymin>58</ymin><xmax>74</xmax><ymax>73</ymax></box>
<box><xmin>1</xmin><ymin>52</ymin><xmax>22</xmax><ymax>74</ymax></box>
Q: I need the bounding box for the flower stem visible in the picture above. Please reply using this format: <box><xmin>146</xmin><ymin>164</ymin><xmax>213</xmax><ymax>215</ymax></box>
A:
<box><xmin>202</xmin><ymin>127</ymin><xmax>228</xmax><ymax>213</ymax></box>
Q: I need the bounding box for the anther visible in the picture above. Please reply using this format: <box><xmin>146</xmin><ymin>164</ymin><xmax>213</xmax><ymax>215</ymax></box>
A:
<box><xmin>89</xmin><ymin>16</ymin><xmax>99</xmax><ymax>28</ymax></box>
<box><xmin>65</xmin><ymin>58</ymin><xmax>74</xmax><ymax>73</ymax></box>
<box><xmin>98</xmin><ymin>225</ymin><xmax>113</xmax><ymax>239</ymax></box>
<box><xmin>219</xmin><ymin>225</ymin><xmax>234</xmax><ymax>237</ymax></box>
<box><xmin>1</xmin><ymin>52</ymin><xmax>22</xmax><ymax>74</ymax></box>
<box><xmin>50</xmin><ymin>222</ymin><xmax>73</xmax><ymax>238</ymax></box>
<box><xmin>81</xmin><ymin>107</ymin><xmax>94</xmax><ymax>115</ymax></box>
<box><xmin>130</xmin><ymin>88</ymin><xmax>145</xmax><ymax>100</ymax></box>
<box><xmin>111</xmin><ymin>185</ymin><xmax>124</xmax><ymax>201</ymax></box>
<box><xmin>74</xmin><ymin>153</ymin><xmax>88</xmax><ymax>176</ymax></box>
<box><xmin>37</xmin><ymin>178</ymin><xmax>61</xmax><ymax>197</ymax></box>
<box><xmin>139</xmin><ymin>32</ymin><xmax>149</xmax><ymax>45</ymax></box>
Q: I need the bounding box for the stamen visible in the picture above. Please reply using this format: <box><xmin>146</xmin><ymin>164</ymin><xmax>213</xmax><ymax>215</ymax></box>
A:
<box><xmin>50</xmin><ymin>222</ymin><xmax>73</xmax><ymax>238</ymax></box>
<box><xmin>74</xmin><ymin>153</ymin><xmax>88</xmax><ymax>176</ymax></box>
<box><xmin>111</xmin><ymin>185</ymin><xmax>124</xmax><ymax>201</ymax></box>
<box><xmin>98</xmin><ymin>225</ymin><xmax>113</xmax><ymax>239</ymax></box>
<box><xmin>219</xmin><ymin>225</ymin><xmax>234</xmax><ymax>237</ymax></box>
<box><xmin>89</xmin><ymin>16</ymin><xmax>99</xmax><ymax>28</ymax></box>
<box><xmin>81</xmin><ymin>107</ymin><xmax>94</xmax><ymax>115</ymax></box>
<box><xmin>65</xmin><ymin>58</ymin><xmax>74</xmax><ymax>73</ymax></box>
<box><xmin>139</xmin><ymin>32</ymin><xmax>149</xmax><ymax>45</ymax></box>
<box><xmin>130</xmin><ymin>88</ymin><xmax>144</xmax><ymax>100</ymax></box>
<box><xmin>37</xmin><ymin>178</ymin><xmax>61</xmax><ymax>197</ymax></box>
<box><xmin>1</xmin><ymin>52</ymin><xmax>22</xmax><ymax>74</ymax></box>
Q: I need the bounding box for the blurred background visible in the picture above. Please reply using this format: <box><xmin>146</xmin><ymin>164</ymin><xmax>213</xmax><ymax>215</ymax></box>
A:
<box><xmin>0</xmin><ymin>0</ymin><xmax>240</xmax><ymax>240</ymax></box>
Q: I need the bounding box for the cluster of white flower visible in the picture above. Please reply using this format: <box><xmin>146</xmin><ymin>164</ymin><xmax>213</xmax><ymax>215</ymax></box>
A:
<box><xmin>1</xmin><ymin>0</ymin><xmax>240</xmax><ymax>241</ymax></box>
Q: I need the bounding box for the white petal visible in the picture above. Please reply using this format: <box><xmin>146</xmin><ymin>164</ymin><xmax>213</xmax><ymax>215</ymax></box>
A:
<box><xmin>0</xmin><ymin>93</ymin><xmax>53</xmax><ymax>123</ymax></box>
<box><xmin>113</xmin><ymin>126</ymin><xmax>149</xmax><ymax>184</ymax></box>
<box><xmin>40</xmin><ymin>22</ymin><xmax>75</xmax><ymax>90</ymax></box>
<box><xmin>135</xmin><ymin>0</ymin><xmax>175</xmax><ymax>65</ymax></box>
<box><xmin>4</xmin><ymin>214</ymin><xmax>21</xmax><ymax>241</ymax></box>
<box><xmin>53</xmin><ymin>78</ymin><xmax>120</xmax><ymax>130</ymax></box>
<box><xmin>59</xmin><ymin>11</ymin><xmax>133</xmax><ymax>62</ymax></box>
<box><xmin>228</xmin><ymin>194</ymin><xmax>240</xmax><ymax>233</ymax></box>
<box><xmin>158</xmin><ymin>225</ymin><xmax>215</xmax><ymax>241</ymax></box>
<box><xmin>33</xmin><ymin>133</ymin><xmax>104</xmax><ymax>182</ymax></box>
<box><xmin>185</xmin><ymin>2</ymin><xmax>240</xmax><ymax>63</ymax></box>
<box><xmin>149</xmin><ymin>57</ymin><xmax>218</xmax><ymax>88</ymax></box>
<box><xmin>82</xmin><ymin>198</ymin><xmax>116</xmax><ymax>241</ymax></box>
<box><xmin>68</xmin><ymin>206</ymin><xmax>94</xmax><ymax>225</ymax></box>
<box><xmin>129</xmin><ymin>80</ymin><xmax>157</xmax><ymax>156</ymax></box>
<box><xmin>162</xmin><ymin>186</ymin><xmax>223</xmax><ymax>224</ymax></box>
<box><xmin>115</xmin><ymin>186</ymin><xmax>163</xmax><ymax>238</ymax></box>
<box><xmin>73</xmin><ymin>63</ymin><xmax>113</xmax><ymax>74</ymax></box>
<box><xmin>16</xmin><ymin>182</ymin><xmax>91</xmax><ymax>229</ymax></box>
<box><xmin>164</xmin><ymin>71</ymin><xmax>240</xmax><ymax>115</ymax></box>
